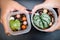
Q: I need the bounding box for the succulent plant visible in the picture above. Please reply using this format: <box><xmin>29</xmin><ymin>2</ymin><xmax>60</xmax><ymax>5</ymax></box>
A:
<box><xmin>9</xmin><ymin>19</ymin><xmax>21</xmax><ymax>31</ymax></box>
<box><xmin>33</xmin><ymin>12</ymin><xmax>51</xmax><ymax>29</ymax></box>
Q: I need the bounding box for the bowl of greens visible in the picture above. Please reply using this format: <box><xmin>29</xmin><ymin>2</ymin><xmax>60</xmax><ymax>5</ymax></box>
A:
<box><xmin>31</xmin><ymin>7</ymin><xmax>57</xmax><ymax>31</ymax></box>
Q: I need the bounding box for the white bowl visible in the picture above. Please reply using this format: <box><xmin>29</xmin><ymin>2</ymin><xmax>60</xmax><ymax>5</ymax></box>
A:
<box><xmin>31</xmin><ymin>7</ymin><xmax>57</xmax><ymax>32</ymax></box>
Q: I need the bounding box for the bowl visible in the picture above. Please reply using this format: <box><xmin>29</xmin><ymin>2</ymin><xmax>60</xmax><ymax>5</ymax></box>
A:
<box><xmin>31</xmin><ymin>7</ymin><xmax>57</xmax><ymax>32</ymax></box>
<box><xmin>6</xmin><ymin>11</ymin><xmax>31</xmax><ymax>35</ymax></box>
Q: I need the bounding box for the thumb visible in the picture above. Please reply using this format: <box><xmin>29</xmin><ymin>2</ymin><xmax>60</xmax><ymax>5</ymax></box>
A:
<box><xmin>43</xmin><ymin>23</ymin><xmax>59</xmax><ymax>32</ymax></box>
<box><xmin>2</xmin><ymin>16</ymin><xmax>11</xmax><ymax>35</ymax></box>
<box><xmin>1</xmin><ymin>9</ymin><xmax>12</xmax><ymax>36</ymax></box>
<box><xmin>43</xmin><ymin>17</ymin><xmax>60</xmax><ymax>32</ymax></box>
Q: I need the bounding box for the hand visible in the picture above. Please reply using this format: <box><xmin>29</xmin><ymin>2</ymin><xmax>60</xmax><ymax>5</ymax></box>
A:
<box><xmin>32</xmin><ymin>0</ymin><xmax>60</xmax><ymax>32</ymax></box>
<box><xmin>1</xmin><ymin>1</ymin><xmax>28</xmax><ymax>35</ymax></box>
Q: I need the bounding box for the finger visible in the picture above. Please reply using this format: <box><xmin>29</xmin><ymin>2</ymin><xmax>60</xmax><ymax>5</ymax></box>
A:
<box><xmin>43</xmin><ymin>22</ymin><xmax>59</xmax><ymax>32</ymax></box>
<box><xmin>43</xmin><ymin>14</ymin><xmax>60</xmax><ymax>32</ymax></box>
<box><xmin>14</xmin><ymin>5</ymin><xmax>29</xmax><ymax>13</ymax></box>
<box><xmin>0</xmin><ymin>20</ymin><xmax>2</xmax><ymax>23</ymax></box>
<box><xmin>2</xmin><ymin>17</ymin><xmax>11</xmax><ymax>35</ymax></box>
<box><xmin>0</xmin><ymin>20</ymin><xmax>1</xmax><ymax>23</ymax></box>
<box><xmin>14</xmin><ymin>2</ymin><xmax>27</xmax><ymax>12</ymax></box>
<box><xmin>58</xmin><ymin>9</ymin><xmax>60</xmax><ymax>15</ymax></box>
<box><xmin>1</xmin><ymin>9</ymin><xmax>12</xmax><ymax>35</ymax></box>
<box><xmin>32</xmin><ymin>4</ymin><xmax>47</xmax><ymax>14</ymax></box>
<box><xmin>9</xmin><ymin>1</ymin><xmax>27</xmax><ymax>13</ymax></box>
<box><xmin>32</xmin><ymin>6</ymin><xmax>38</xmax><ymax>14</ymax></box>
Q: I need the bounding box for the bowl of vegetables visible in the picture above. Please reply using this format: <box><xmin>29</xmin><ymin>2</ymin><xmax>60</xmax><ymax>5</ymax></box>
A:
<box><xmin>31</xmin><ymin>7</ymin><xmax>57</xmax><ymax>31</ymax></box>
<box><xmin>6</xmin><ymin>11</ymin><xmax>31</xmax><ymax>35</ymax></box>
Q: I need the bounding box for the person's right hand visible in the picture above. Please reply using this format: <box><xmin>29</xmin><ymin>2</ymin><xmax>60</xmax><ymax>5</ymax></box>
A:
<box><xmin>0</xmin><ymin>1</ymin><xmax>28</xmax><ymax>35</ymax></box>
<box><xmin>32</xmin><ymin>0</ymin><xmax>60</xmax><ymax>32</ymax></box>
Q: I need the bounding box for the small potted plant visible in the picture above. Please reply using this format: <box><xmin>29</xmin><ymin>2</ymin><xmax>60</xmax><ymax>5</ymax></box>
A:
<box><xmin>6</xmin><ymin>11</ymin><xmax>31</xmax><ymax>35</ymax></box>
<box><xmin>31</xmin><ymin>7</ymin><xmax>57</xmax><ymax>32</ymax></box>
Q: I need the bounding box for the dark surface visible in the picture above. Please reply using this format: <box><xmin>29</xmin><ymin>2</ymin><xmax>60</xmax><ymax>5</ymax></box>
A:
<box><xmin>0</xmin><ymin>0</ymin><xmax>60</xmax><ymax>40</ymax></box>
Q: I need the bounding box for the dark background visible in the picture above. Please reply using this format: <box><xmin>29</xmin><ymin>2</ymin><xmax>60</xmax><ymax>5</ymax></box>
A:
<box><xmin>0</xmin><ymin>0</ymin><xmax>60</xmax><ymax>40</ymax></box>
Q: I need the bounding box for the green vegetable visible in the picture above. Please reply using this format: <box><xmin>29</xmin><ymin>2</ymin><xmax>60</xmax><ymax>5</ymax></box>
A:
<box><xmin>33</xmin><ymin>12</ymin><xmax>51</xmax><ymax>29</ymax></box>
<box><xmin>9</xmin><ymin>19</ymin><xmax>21</xmax><ymax>31</ymax></box>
